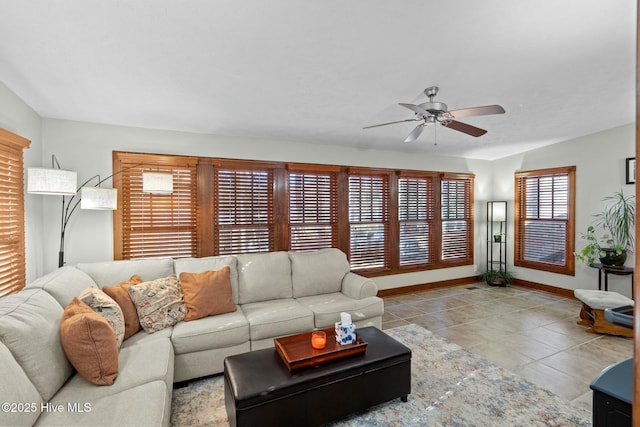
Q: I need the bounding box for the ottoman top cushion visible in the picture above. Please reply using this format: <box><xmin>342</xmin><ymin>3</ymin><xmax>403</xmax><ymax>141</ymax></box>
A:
<box><xmin>574</xmin><ymin>289</ymin><xmax>633</xmax><ymax>310</ymax></box>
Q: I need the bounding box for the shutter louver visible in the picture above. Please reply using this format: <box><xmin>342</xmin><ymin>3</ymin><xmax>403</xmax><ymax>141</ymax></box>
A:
<box><xmin>398</xmin><ymin>176</ymin><xmax>435</xmax><ymax>266</ymax></box>
<box><xmin>515</xmin><ymin>168</ymin><xmax>574</xmax><ymax>273</ymax></box>
<box><xmin>289</xmin><ymin>172</ymin><xmax>336</xmax><ymax>251</ymax></box>
<box><xmin>0</xmin><ymin>130</ymin><xmax>30</xmax><ymax>296</ymax></box>
<box><xmin>120</xmin><ymin>161</ymin><xmax>197</xmax><ymax>259</ymax></box>
<box><xmin>348</xmin><ymin>174</ymin><xmax>390</xmax><ymax>270</ymax></box>
<box><xmin>441</xmin><ymin>176</ymin><xmax>473</xmax><ymax>262</ymax></box>
<box><xmin>215</xmin><ymin>168</ymin><xmax>274</xmax><ymax>255</ymax></box>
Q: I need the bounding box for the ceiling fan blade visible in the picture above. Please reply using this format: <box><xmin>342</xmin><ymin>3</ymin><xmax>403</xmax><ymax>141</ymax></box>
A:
<box><xmin>404</xmin><ymin>124</ymin><xmax>425</xmax><ymax>143</ymax></box>
<box><xmin>447</xmin><ymin>105</ymin><xmax>505</xmax><ymax>119</ymax></box>
<box><xmin>362</xmin><ymin>118</ymin><xmax>420</xmax><ymax>129</ymax></box>
<box><xmin>399</xmin><ymin>103</ymin><xmax>430</xmax><ymax>116</ymax></box>
<box><xmin>442</xmin><ymin>120</ymin><xmax>487</xmax><ymax>137</ymax></box>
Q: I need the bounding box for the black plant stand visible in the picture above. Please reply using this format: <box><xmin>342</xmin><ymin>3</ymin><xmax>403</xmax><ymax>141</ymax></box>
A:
<box><xmin>486</xmin><ymin>201</ymin><xmax>507</xmax><ymax>286</ymax></box>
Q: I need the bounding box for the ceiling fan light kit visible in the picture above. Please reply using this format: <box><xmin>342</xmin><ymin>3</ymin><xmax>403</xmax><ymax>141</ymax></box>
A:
<box><xmin>364</xmin><ymin>86</ymin><xmax>505</xmax><ymax>144</ymax></box>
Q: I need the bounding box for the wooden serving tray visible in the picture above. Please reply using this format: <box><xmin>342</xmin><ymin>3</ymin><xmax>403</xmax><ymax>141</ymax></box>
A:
<box><xmin>274</xmin><ymin>327</ymin><xmax>367</xmax><ymax>372</ymax></box>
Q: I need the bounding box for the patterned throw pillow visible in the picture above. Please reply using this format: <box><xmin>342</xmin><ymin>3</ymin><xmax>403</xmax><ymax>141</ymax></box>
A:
<box><xmin>127</xmin><ymin>275</ymin><xmax>188</xmax><ymax>333</ymax></box>
<box><xmin>78</xmin><ymin>287</ymin><xmax>125</xmax><ymax>348</ymax></box>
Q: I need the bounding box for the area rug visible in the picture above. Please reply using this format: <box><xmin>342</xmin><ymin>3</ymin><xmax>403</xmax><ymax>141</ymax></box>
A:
<box><xmin>170</xmin><ymin>324</ymin><xmax>591</xmax><ymax>426</ymax></box>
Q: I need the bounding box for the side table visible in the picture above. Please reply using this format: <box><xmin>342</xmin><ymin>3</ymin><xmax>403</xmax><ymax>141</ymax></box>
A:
<box><xmin>590</xmin><ymin>263</ymin><xmax>634</xmax><ymax>299</ymax></box>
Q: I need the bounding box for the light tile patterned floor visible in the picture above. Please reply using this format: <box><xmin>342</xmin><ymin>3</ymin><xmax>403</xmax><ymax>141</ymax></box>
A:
<box><xmin>381</xmin><ymin>283</ymin><xmax>633</xmax><ymax>412</ymax></box>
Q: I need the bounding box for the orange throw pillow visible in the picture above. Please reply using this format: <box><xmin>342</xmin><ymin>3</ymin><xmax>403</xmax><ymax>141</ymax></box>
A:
<box><xmin>103</xmin><ymin>275</ymin><xmax>143</xmax><ymax>340</ymax></box>
<box><xmin>60</xmin><ymin>298</ymin><xmax>119</xmax><ymax>385</ymax></box>
<box><xmin>179</xmin><ymin>266</ymin><xmax>237</xmax><ymax>321</ymax></box>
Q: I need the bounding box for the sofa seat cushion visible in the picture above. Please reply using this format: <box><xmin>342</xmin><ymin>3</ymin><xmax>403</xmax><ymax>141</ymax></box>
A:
<box><xmin>54</xmin><ymin>338</ymin><xmax>173</xmax><ymax>403</ymax></box>
<box><xmin>242</xmin><ymin>299</ymin><xmax>314</xmax><ymax>341</ymax></box>
<box><xmin>0</xmin><ymin>289</ymin><xmax>72</xmax><ymax>401</ymax></box>
<box><xmin>171</xmin><ymin>308</ymin><xmax>249</xmax><ymax>354</ymax></box>
<box><xmin>296</xmin><ymin>293</ymin><xmax>385</xmax><ymax>328</ymax></box>
<box><xmin>290</xmin><ymin>248</ymin><xmax>350</xmax><ymax>298</ymax></box>
<box><xmin>236</xmin><ymin>251</ymin><xmax>293</xmax><ymax>304</ymax></box>
<box><xmin>124</xmin><ymin>326</ymin><xmax>173</xmax><ymax>347</ymax></box>
<box><xmin>38</xmin><ymin>380</ymin><xmax>171</xmax><ymax>427</ymax></box>
<box><xmin>26</xmin><ymin>266</ymin><xmax>98</xmax><ymax>307</ymax></box>
<box><xmin>0</xmin><ymin>342</ymin><xmax>43</xmax><ymax>427</ymax></box>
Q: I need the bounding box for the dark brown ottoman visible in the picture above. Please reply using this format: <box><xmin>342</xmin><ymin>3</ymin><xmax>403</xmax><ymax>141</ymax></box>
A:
<box><xmin>224</xmin><ymin>326</ymin><xmax>411</xmax><ymax>427</ymax></box>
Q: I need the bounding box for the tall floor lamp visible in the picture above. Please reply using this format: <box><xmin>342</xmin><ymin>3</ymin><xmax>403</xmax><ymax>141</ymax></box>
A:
<box><xmin>27</xmin><ymin>155</ymin><xmax>173</xmax><ymax>267</ymax></box>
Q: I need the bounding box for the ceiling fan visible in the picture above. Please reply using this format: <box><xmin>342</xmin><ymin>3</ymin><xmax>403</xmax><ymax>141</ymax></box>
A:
<box><xmin>363</xmin><ymin>86</ymin><xmax>505</xmax><ymax>143</ymax></box>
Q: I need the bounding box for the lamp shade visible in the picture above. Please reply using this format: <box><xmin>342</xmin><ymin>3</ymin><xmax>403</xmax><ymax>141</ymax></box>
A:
<box><xmin>80</xmin><ymin>187</ymin><xmax>117</xmax><ymax>210</ymax></box>
<box><xmin>27</xmin><ymin>168</ymin><xmax>77</xmax><ymax>195</ymax></box>
<box><xmin>492</xmin><ymin>201</ymin><xmax>507</xmax><ymax>222</ymax></box>
<box><xmin>142</xmin><ymin>172</ymin><xmax>173</xmax><ymax>194</ymax></box>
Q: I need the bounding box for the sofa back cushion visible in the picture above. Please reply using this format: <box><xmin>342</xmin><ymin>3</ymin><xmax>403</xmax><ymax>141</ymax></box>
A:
<box><xmin>290</xmin><ymin>248</ymin><xmax>350</xmax><ymax>298</ymax></box>
<box><xmin>174</xmin><ymin>255</ymin><xmax>239</xmax><ymax>304</ymax></box>
<box><xmin>0</xmin><ymin>289</ymin><xmax>73</xmax><ymax>401</ymax></box>
<box><xmin>77</xmin><ymin>258</ymin><xmax>175</xmax><ymax>287</ymax></box>
<box><xmin>236</xmin><ymin>251</ymin><xmax>292</xmax><ymax>304</ymax></box>
<box><xmin>0</xmin><ymin>341</ymin><xmax>43</xmax><ymax>426</ymax></box>
<box><xmin>26</xmin><ymin>266</ymin><xmax>98</xmax><ymax>307</ymax></box>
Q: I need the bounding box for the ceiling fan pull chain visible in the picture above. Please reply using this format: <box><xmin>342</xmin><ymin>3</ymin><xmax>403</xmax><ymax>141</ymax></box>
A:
<box><xmin>434</xmin><ymin>121</ymin><xmax>438</xmax><ymax>146</ymax></box>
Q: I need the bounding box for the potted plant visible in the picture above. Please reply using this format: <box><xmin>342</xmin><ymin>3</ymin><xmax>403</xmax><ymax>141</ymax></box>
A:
<box><xmin>575</xmin><ymin>190</ymin><xmax>635</xmax><ymax>266</ymax></box>
<box><xmin>480</xmin><ymin>270</ymin><xmax>514</xmax><ymax>287</ymax></box>
<box><xmin>493</xmin><ymin>231</ymin><xmax>504</xmax><ymax>242</ymax></box>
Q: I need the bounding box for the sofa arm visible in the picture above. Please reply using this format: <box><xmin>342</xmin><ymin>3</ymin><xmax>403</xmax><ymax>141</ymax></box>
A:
<box><xmin>341</xmin><ymin>272</ymin><xmax>378</xmax><ymax>299</ymax></box>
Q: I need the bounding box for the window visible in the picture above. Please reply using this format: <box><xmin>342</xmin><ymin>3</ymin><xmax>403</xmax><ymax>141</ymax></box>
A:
<box><xmin>348</xmin><ymin>171</ymin><xmax>390</xmax><ymax>271</ymax></box>
<box><xmin>398</xmin><ymin>174</ymin><xmax>435</xmax><ymax>266</ymax></box>
<box><xmin>514</xmin><ymin>166</ymin><xmax>575</xmax><ymax>275</ymax></box>
<box><xmin>113</xmin><ymin>151</ymin><xmax>474</xmax><ymax>275</ymax></box>
<box><xmin>113</xmin><ymin>153</ymin><xmax>197</xmax><ymax>260</ymax></box>
<box><xmin>215</xmin><ymin>166</ymin><xmax>274</xmax><ymax>254</ymax></box>
<box><xmin>288</xmin><ymin>166</ymin><xmax>337</xmax><ymax>251</ymax></box>
<box><xmin>441</xmin><ymin>175</ymin><xmax>474</xmax><ymax>263</ymax></box>
<box><xmin>0</xmin><ymin>129</ymin><xmax>30</xmax><ymax>296</ymax></box>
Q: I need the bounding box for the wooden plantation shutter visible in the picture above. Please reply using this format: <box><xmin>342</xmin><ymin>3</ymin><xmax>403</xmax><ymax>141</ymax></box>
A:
<box><xmin>0</xmin><ymin>129</ymin><xmax>30</xmax><ymax>296</ymax></box>
<box><xmin>215</xmin><ymin>165</ymin><xmax>274</xmax><ymax>254</ymax></box>
<box><xmin>440</xmin><ymin>174</ymin><xmax>474</xmax><ymax>263</ymax></box>
<box><xmin>348</xmin><ymin>170</ymin><xmax>390</xmax><ymax>271</ymax></box>
<box><xmin>114</xmin><ymin>153</ymin><xmax>197</xmax><ymax>259</ymax></box>
<box><xmin>398</xmin><ymin>173</ymin><xmax>435</xmax><ymax>266</ymax></box>
<box><xmin>514</xmin><ymin>166</ymin><xmax>575</xmax><ymax>275</ymax></box>
<box><xmin>288</xmin><ymin>165</ymin><xmax>338</xmax><ymax>251</ymax></box>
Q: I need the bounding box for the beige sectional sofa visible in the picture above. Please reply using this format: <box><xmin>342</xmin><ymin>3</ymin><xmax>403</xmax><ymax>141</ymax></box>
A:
<box><xmin>0</xmin><ymin>248</ymin><xmax>383</xmax><ymax>426</ymax></box>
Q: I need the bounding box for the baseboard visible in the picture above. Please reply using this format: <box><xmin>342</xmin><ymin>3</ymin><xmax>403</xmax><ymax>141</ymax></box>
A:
<box><xmin>376</xmin><ymin>276</ymin><xmax>479</xmax><ymax>297</ymax></box>
<box><xmin>512</xmin><ymin>278</ymin><xmax>577</xmax><ymax>299</ymax></box>
<box><xmin>376</xmin><ymin>276</ymin><xmax>577</xmax><ymax>299</ymax></box>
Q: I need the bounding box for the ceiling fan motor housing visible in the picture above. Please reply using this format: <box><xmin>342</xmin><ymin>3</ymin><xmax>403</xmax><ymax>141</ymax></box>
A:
<box><xmin>418</xmin><ymin>101</ymin><xmax>447</xmax><ymax>115</ymax></box>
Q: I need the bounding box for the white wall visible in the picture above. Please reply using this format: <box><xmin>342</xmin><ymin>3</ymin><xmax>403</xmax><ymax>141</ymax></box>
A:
<box><xmin>491</xmin><ymin>124</ymin><xmax>635</xmax><ymax>298</ymax></box>
<box><xmin>0</xmin><ymin>82</ymin><xmax>44</xmax><ymax>282</ymax></box>
<box><xmin>40</xmin><ymin>118</ymin><xmax>492</xmax><ymax>288</ymax></box>
<box><xmin>2</xmin><ymin>82</ymin><xmax>634</xmax><ymax>293</ymax></box>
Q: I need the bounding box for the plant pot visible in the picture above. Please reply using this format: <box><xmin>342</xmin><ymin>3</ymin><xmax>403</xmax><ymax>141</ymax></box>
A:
<box><xmin>599</xmin><ymin>248</ymin><xmax>627</xmax><ymax>267</ymax></box>
<box><xmin>486</xmin><ymin>277</ymin><xmax>506</xmax><ymax>287</ymax></box>
<box><xmin>493</xmin><ymin>235</ymin><xmax>501</xmax><ymax>242</ymax></box>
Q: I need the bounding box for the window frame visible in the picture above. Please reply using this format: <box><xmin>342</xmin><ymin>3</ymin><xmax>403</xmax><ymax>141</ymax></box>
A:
<box><xmin>514</xmin><ymin>166</ymin><xmax>576</xmax><ymax>275</ymax></box>
<box><xmin>112</xmin><ymin>152</ymin><xmax>198</xmax><ymax>260</ymax></box>
<box><xmin>0</xmin><ymin>129</ymin><xmax>31</xmax><ymax>296</ymax></box>
<box><xmin>113</xmin><ymin>151</ymin><xmax>475</xmax><ymax>275</ymax></box>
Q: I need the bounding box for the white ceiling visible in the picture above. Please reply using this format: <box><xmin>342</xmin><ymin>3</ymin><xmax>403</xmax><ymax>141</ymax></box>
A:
<box><xmin>0</xmin><ymin>1</ymin><xmax>636</xmax><ymax>160</ymax></box>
